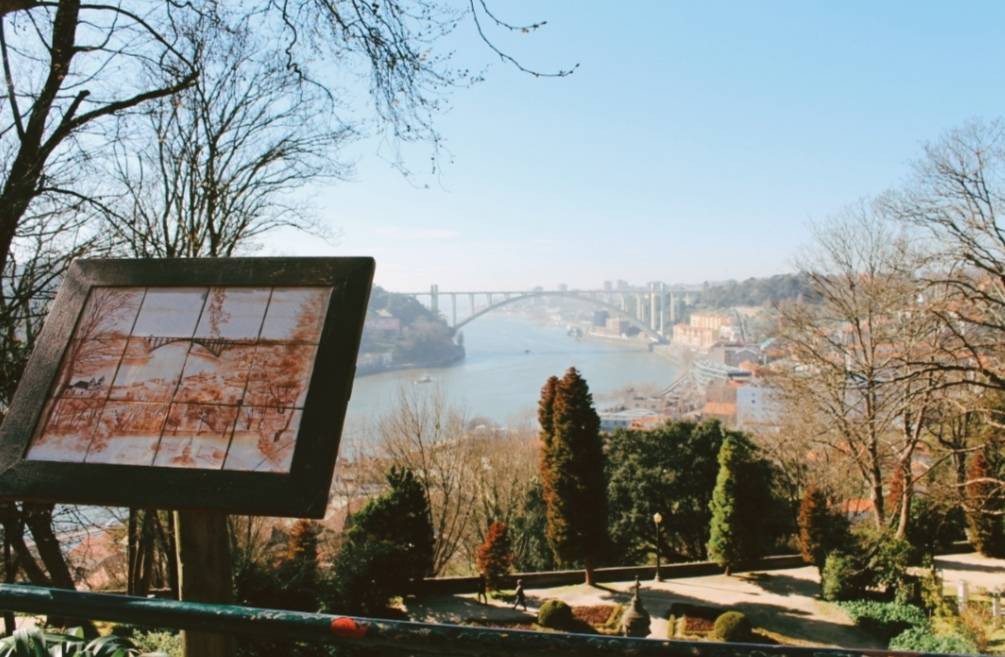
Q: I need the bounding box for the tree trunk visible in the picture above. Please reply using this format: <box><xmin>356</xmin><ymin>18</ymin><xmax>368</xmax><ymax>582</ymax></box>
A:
<box><xmin>584</xmin><ymin>558</ymin><xmax>594</xmax><ymax>586</ymax></box>
<box><xmin>162</xmin><ymin>511</ymin><xmax>179</xmax><ymax>597</ymax></box>
<box><xmin>0</xmin><ymin>0</ymin><xmax>82</xmax><ymax>276</ymax></box>
<box><xmin>870</xmin><ymin>473</ymin><xmax>885</xmax><ymax>528</ymax></box>
<box><xmin>127</xmin><ymin>509</ymin><xmax>137</xmax><ymax>595</ymax></box>
<box><xmin>175</xmin><ymin>510</ymin><xmax>233</xmax><ymax>657</ymax></box>
<box><xmin>138</xmin><ymin>511</ymin><xmax>155</xmax><ymax>594</ymax></box>
<box><xmin>895</xmin><ymin>459</ymin><xmax>914</xmax><ymax>540</ymax></box>
<box><xmin>0</xmin><ymin>503</ymin><xmax>49</xmax><ymax>586</ymax></box>
<box><xmin>22</xmin><ymin>504</ymin><xmax>95</xmax><ymax>634</ymax></box>
<box><xmin>23</xmin><ymin>504</ymin><xmax>74</xmax><ymax>589</ymax></box>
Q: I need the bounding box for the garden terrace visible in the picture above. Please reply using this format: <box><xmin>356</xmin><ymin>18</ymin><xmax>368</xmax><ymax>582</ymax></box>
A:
<box><xmin>0</xmin><ymin>583</ymin><xmax>968</xmax><ymax>657</ymax></box>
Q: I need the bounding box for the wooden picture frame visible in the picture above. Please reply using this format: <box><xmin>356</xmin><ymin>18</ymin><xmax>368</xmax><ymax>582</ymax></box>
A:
<box><xmin>0</xmin><ymin>257</ymin><xmax>374</xmax><ymax>518</ymax></box>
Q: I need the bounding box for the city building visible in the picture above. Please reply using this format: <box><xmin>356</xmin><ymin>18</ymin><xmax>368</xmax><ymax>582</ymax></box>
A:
<box><xmin>736</xmin><ymin>382</ymin><xmax>783</xmax><ymax>431</ymax></box>
<box><xmin>671</xmin><ymin>311</ymin><xmax>736</xmax><ymax>350</ymax></box>
<box><xmin>599</xmin><ymin>408</ymin><xmax>665</xmax><ymax>432</ymax></box>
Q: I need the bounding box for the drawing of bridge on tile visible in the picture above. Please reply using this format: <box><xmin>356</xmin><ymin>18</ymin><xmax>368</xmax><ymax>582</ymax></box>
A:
<box><xmin>26</xmin><ymin>285</ymin><xmax>331</xmax><ymax>473</ymax></box>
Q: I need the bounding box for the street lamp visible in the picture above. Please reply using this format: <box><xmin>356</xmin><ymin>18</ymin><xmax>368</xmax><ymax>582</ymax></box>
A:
<box><xmin>653</xmin><ymin>512</ymin><xmax>663</xmax><ymax>582</ymax></box>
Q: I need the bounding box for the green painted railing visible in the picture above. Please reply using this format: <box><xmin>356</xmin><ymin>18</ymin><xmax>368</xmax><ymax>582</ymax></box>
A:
<box><xmin>0</xmin><ymin>584</ymin><xmax>963</xmax><ymax>657</ymax></box>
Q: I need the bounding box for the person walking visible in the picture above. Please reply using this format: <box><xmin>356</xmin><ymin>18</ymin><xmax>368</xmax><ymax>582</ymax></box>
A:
<box><xmin>512</xmin><ymin>578</ymin><xmax>527</xmax><ymax>611</ymax></box>
<box><xmin>476</xmin><ymin>573</ymin><xmax>488</xmax><ymax>605</ymax></box>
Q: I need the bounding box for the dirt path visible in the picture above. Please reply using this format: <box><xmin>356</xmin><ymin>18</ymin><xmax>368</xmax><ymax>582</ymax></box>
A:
<box><xmin>407</xmin><ymin>564</ymin><xmax>882</xmax><ymax>648</ymax></box>
<box><xmin>934</xmin><ymin>552</ymin><xmax>1005</xmax><ymax>593</ymax></box>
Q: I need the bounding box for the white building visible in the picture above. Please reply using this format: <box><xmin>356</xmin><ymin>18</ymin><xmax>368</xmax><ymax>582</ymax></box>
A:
<box><xmin>736</xmin><ymin>382</ymin><xmax>782</xmax><ymax>431</ymax></box>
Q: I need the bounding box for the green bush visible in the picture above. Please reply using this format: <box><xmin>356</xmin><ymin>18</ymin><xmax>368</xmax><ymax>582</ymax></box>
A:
<box><xmin>537</xmin><ymin>599</ymin><xmax>575</xmax><ymax>630</ymax></box>
<box><xmin>0</xmin><ymin>628</ymin><xmax>160</xmax><ymax>657</ymax></box>
<box><xmin>857</xmin><ymin>527</ymin><xmax>912</xmax><ymax>594</ymax></box>
<box><xmin>820</xmin><ymin>552</ymin><xmax>867</xmax><ymax>601</ymax></box>
<box><xmin>905</xmin><ymin>498</ymin><xmax>965</xmax><ymax>564</ymax></box>
<box><xmin>132</xmin><ymin>631</ymin><xmax>182</xmax><ymax>657</ymax></box>
<box><xmin>711</xmin><ymin>611</ymin><xmax>752</xmax><ymax>642</ymax></box>
<box><xmin>889</xmin><ymin>626</ymin><xmax>978</xmax><ymax>654</ymax></box>
<box><xmin>665</xmin><ymin>602</ymin><xmax>725</xmax><ymax>621</ymax></box>
<box><xmin>838</xmin><ymin>600</ymin><xmax>927</xmax><ymax>641</ymax></box>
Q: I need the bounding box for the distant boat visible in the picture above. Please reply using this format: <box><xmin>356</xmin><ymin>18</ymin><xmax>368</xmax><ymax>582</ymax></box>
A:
<box><xmin>414</xmin><ymin>374</ymin><xmax>434</xmax><ymax>384</ymax></box>
<box><xmin>524</xmin><ymin>349</ymin><xmax>532</xmax><ymax>354</ymax></box>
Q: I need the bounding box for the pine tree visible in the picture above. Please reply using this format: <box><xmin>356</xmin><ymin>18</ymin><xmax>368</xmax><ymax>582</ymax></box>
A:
<box><xmin>797</xmin><ymin>486</ymin><xmax>848</xmax><ymax>572</ymax></box>
<box><xmin>276</xmin><ymin>520</ymin><xmax>321</xmax><ymax>611</ymax></box>
<box><xmin>707</xmin><ymin>435</ymin><xmax>746</xmax><ymax>575</ymax></box>
<box><xmin>476</xmin><ymin>521</ymin><xmax>512</xmax><ymax>590</ymax></box>
<box><xmin>966</xmin><ymin>451</ymin><xmax>1004</xmax><ymax>557</ymax></box>
<box><xmin>539</xmin><ymin>367</ymin><xmax>608</xmax><ymax>585</ymax></box>
<box><xmin>328</xmin><ymin>467</ymin><xmax>434</xmax><ymax>614</ymax></box>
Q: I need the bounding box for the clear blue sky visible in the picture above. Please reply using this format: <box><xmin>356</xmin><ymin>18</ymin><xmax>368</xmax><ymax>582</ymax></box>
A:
<box><xmin>272</xmin><ymin>1</ymin><xmax>1005</xmax><ymax>292</ymax></box>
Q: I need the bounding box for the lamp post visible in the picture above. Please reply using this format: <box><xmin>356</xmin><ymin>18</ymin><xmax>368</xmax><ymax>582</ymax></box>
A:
<box><xmin>653</xmin><ymin>512</ymin><xmax>663</xmax><ymax>582</ymax></box>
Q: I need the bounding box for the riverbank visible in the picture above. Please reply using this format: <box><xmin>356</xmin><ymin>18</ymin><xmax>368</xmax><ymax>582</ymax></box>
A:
<box><xmin>356</xmin><ymin>350</ymin><xmax>465</xmax><ymax>378</ymax></box>
<box><xmin>345</xmin><ymin>314</ymin><xmax>680</xmax><ymax>431</ymax></box>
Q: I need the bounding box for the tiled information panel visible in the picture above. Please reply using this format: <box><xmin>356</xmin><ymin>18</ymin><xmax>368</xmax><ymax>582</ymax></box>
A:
<box><xmin>26</xmin><ymin>286</ymin><xmax>331</xmax><ymax>473</ymax></box>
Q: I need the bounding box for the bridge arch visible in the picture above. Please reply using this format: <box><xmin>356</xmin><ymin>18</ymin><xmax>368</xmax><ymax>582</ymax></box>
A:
<box><xmin>451</xmin><ymin>291</ymin><xmax>665</xmax><ymax>343</ymax></box>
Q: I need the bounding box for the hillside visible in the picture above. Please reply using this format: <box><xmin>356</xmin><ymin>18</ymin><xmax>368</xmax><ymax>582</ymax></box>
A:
<box><xmin>356</xmin><ymin>287</ymin><xmax>464</xmax><ymax>375</ymax></box>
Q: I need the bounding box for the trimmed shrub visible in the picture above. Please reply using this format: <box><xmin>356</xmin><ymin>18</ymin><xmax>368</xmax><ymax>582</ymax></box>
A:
<box><xmin>820</xmin><ymin>552</ymin><xmax>867</xmax><ymax>601</ymax></box>
<box><xmin>711</xmin><ymin>611</ymin><xmax>752</xmax><ymax>642</ymax></box>
<box><xmin>538</xmin><ymin>599</ymin><xmax>575</xmax><ymax>630</ymax></box>
<box><xmin>857</xmin><ymin>527</ymin><xmax>912</xmax><ymax>595</ymax></box>
<box><xmin>798</xmin><ymin>487</ymin><xmax>850</xmax><ymax>570</ymax></box>
<box><xmin>889</xmin><ymin>626</ymin><xmax>978</xmax><ymax>654</ymax></box>
<box><xmin>838</xmin><ymin>600</ymin><xmax>927</xmax><ymax>641</ymax></box>
<box><xmin>665</xmin><ymin>602</ymin><xmax>725</xmax><ymax>621</ymax></box>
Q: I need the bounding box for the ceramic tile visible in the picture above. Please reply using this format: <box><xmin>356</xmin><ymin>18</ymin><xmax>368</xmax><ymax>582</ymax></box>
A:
<box><xmin>109</xmin><ymin>338</ymin><xmax>188</xmax><ymax>402</ymax></box>
<box><xmin>25</xmin><ymin>398</ymin><xmax>103</xmax><ymax>462</ymax></box>
<box><xmin>130</xmin><ymin>288</ymin><xmax>208</xmax><ymax>338</ymax></box>
<box><xmin>194</xmin><ymin>288</ymin><xmax>270</xmax><ymax>342</ymax></box>
<box><xmin>174</xmin><ymin>343</ymin><xmax>256</xmax><ymax>405</ymax></box>
<box><xmin>77</xmin><ymin>287</ymin><xmax>145</xmax><ymax>338</ymax></box>
<box><xmin>85</xmin><ymin>401</ymin><xmax>169</xmax><ymax>465</ymax></box>
<box><xmin>243</xmin><ymin>344</ymin><xmax>317</xmax><ymax>408</ymax></box>
<box><xmin>52</xmin><ymin>337</ymin><xmax>127</xmax><ymax>399</ymax></box>
<box><xmin>258</xmin><ymin>287</ymin><xmax>330</xmax><ymax>343</ymax></box>
<box><xmin>153</xmin><ymin>403</ymin><xmax>238</xmax><ymax>469</ymax></box>
<box><xmin>224</xmin><ymin>406</ymin><xmax>301</xmax><ymax>472</ymax></box>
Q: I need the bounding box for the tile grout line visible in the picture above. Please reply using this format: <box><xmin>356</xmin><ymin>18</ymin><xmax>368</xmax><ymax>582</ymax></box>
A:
<box><xmin>220</xmin><ymin>287</ymin><xmax>275</xmax><ymax>471</ymax></box>
<box><xmin>81</xmin><ymin>288</ymin><xmax>148</xmax><ymax>464</ymax></box>
<box><xmin>245</xmin><ymin>289</ymin><xmax>331</xmax><ymax>474</ymax></box>
<box><xmin>148</xmin><ymin>288</ymin><xmax>212</xmax><ymax>468</ymax></box>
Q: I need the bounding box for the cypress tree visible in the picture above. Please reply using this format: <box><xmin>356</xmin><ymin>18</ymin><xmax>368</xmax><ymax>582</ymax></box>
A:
<box><xmin>539</xmin><ymin>367</ymin><xmax>607</xmax><ymax>585</ymax></box>
<box><xmin>276</xmin><ymin>519</ymin><xmax>321</xmax><ymax>611</ymax></box>
<box><xmin>797</xmin><ymin>486</ymin><xmax>848</xmax><ymax>572</ymax></box>
<box><xmin>476</xmin><ymin>521</ymin><xmax>513</xmax><ymax>590</ymax></box>
<box><xmin>707</xmin><ymin>435</ymin><xmax>745</xmax><ymax>575</ymax></box>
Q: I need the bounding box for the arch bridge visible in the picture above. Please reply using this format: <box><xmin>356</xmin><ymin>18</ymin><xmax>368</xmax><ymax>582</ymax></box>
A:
<box><xmin>393</xmin><ymin>285</ymin><xmax>699</xmax><ymax>344</ymax></box>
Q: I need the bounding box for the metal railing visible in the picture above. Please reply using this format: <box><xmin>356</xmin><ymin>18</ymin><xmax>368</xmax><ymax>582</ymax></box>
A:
<box><xmin>0</xmin><ymin>583</ymin><xmax>960</xmax><ymax>657</ymax></box>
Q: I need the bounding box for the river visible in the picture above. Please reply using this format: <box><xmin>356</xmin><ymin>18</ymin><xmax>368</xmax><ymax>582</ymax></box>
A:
<box><xmin>342</xmin><ymin>314</ymin><xmax>680</xmax><ymax>451</ymax></box>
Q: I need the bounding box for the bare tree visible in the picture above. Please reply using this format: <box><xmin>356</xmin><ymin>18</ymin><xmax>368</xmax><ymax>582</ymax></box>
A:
<box><xmin>0</xmin><ymin>1</ymin><xmax>574</xmax><ymax>276</ymax></box>
<box><xmin>886</xmin><ymin>119</ymin><xmax>1005</xmax><ymax>502</ymax></box>
<box><xmin>0</xmin><ymin>202</ymin><xmax>104</xmax><ymax>625</ymax></box>
<box><xmin>770</xmin><ymin>206</ymin><xmax>949</xmax><ymax>536</ymax></box>
<box><xmin>102</xmin><ymin>13</ymin><xmax>354</xmax><ymax>257</ymax></box>
<box><xmin>460</xmin><ymin>425</ymin><xmax>538</xmax><ymax>568</ymax></box>
<box><xmin>375</xmin><ymin>388</ymin><xmax>476</xmax><ymax>575</ymax></box>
